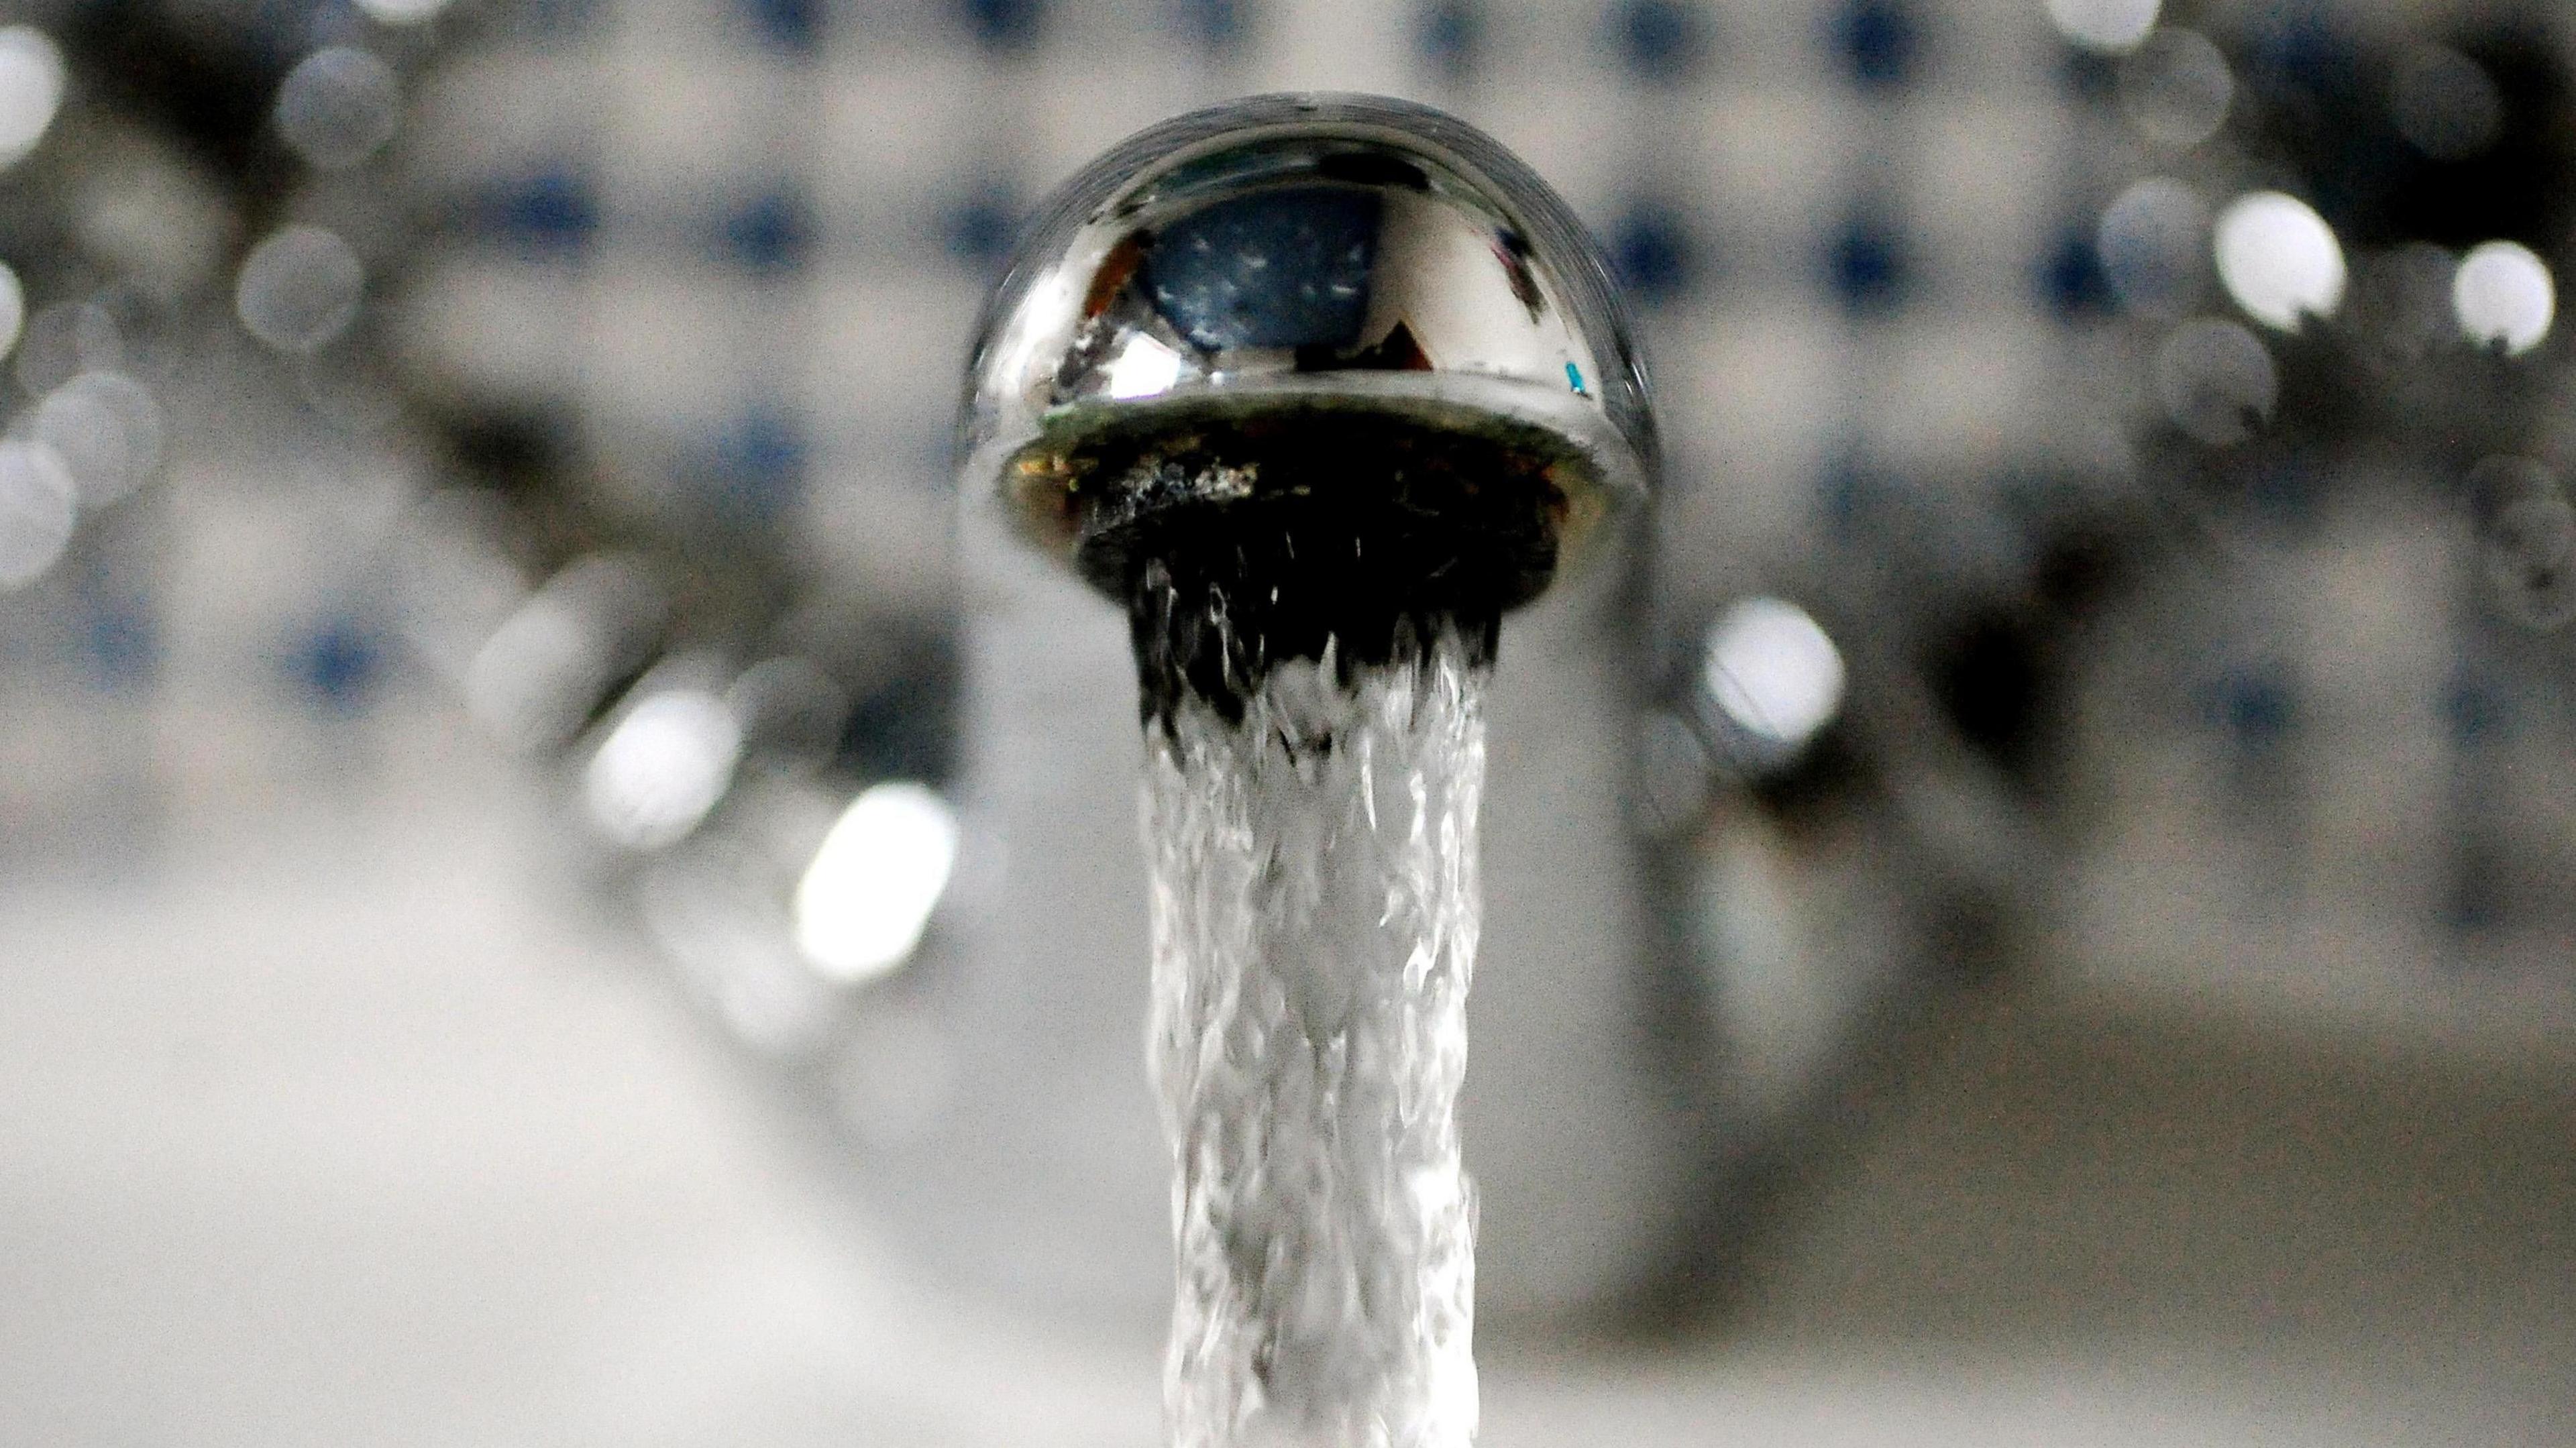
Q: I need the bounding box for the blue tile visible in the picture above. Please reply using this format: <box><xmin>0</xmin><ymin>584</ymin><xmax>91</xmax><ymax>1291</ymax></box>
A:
<box><xmin>2039</xmin><ymin>225</ymin><xmax>2112</xmax><ymax>317</ymax></box>
<box><xmin>1173</xmin><ymin>0</ymin><xmax>1246</xmax><ymax>52</ymax></box>
<box><xmin>708</xmin><ymin>410</ymin><xmax>806</xmax><ymax>524</ymax></box>
<box><xmin>1610</xmin><ymin>0</ymin><xmax>1710</xmax><ymax>85</ymax></box>
<box><xmin>721</xmin><ymin>191</ymin><xmax>813</xmax><ymax>273</ymax></box>
<box><xmin>2245</xmin><ymin>5</ymin><xmax>2352</xmax><ymax>89</ymax></box>
<box><xmin>1417</xmin><ymin>0</ymin><xmax>1481</xmax><ymax>80</ymax></box>
<box><xmin>957</xmin><ymin>0</ymin><xmax>1042</xmax><ymax>49</ymax></box>
<box><xmin>743</xmin><ymin>0</ymin><xmax>820</xmax><ymax>52</ymax></box>
<box><xmin>2442</xmin><ymin>675</ymin><xmax>2508</xmax><ymax>748</ymax></box>
<box><xmin>2213</xmin><ymin>669</ymin><xmax>2296</xmax><ymax>748</ymax></box>
<box><xmin>485</xmin><ymin>170</ymin><xmax>599</xmax><ymax>256</ymax></box>
<box><xmin>294</xmin><ymin>619</ymin><xmax>384</xmax><ymax>712</ymax></box>
<box><xmin>1826</xmin><ymin>212</ymin><xmax>1909</xmax><ymax>315</ymax></box>
<box><xmin>1831</xmin><ymin>0</ymin><xmax>1919</xmax><ymax>88</ymax></box>
<box><xmin>1607</xmin><ymin>201</ymin><xmax>1697</xmax><ymax>307</ymax></box>
<box><xmin>939</xmin><ymin>183</ymin><xmax>1021</xmax><ymax>272</ymax></box>
<box><xmin>80</xmin><ymin>605</ymin><xmax>157</xmax><ymax>689</ymax></box>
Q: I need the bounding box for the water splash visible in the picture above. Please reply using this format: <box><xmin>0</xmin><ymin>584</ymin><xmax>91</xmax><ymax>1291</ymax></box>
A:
<box><xmin>1142</xmin><ymin>628</ymin><xmax>1486</xmax><ymax>1448</ymax></box>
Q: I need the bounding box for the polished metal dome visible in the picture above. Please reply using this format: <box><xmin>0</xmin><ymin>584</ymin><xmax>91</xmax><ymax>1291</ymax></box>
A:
<box><xmin>957</xmin><ymin>93</ymin><xmax>1656</xmax><ymax>592</ymax></box>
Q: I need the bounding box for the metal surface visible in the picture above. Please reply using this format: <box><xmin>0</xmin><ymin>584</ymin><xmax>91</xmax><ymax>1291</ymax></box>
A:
<box><xmin>959</xmin><ymin>92</ymin><xmax>1655</xmax><ymax>578</ymax></box>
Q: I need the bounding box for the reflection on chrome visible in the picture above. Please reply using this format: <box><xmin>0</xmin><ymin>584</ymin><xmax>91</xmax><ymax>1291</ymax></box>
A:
<box><xmin>959</xmin><ymin>93</ymin><xmax>1654</xmax><ymax>565</ymax></box>
<box><xmin>2119</xmin><ymin>28</ymin><xmax>2233</xmax><ymax>150</ymax></box>
<box><xmin>274</xmin><ymin>47</ymin><xmax>402</xmax><ymax>172</ymax></box>
<box><xmin>2453</xmin><ymin>240</ymin><xmax>2555</xmax><ymax>356</ymax></box>
<box><xmin>793</xmin><ymin>781</ymin><xmax>959</xmax><ymax>986</ymax></box>
<box><xmin>2045</xmin><ymin>0</ymin><xmax>2159</xmax><ymax>54</ymax></box>
<box><xmin>584</xmin><ymin>689</ymin><xmax>744</xmax><ymax>851</ymax></box>
<box><xmin>235</xmin><ymin>225</ymin><xmax>365</xmax><ymax>353</ymax></box>
<box><xmin>2212</xmin><ymin>191</ymin><xmax>2345</xmax><ymax>333</ymax></box>
<box><xmin>2098</xmin><ymin>176</ymin><xmax>2208</xmax><ymax>321</ymax></box>
<box><xmin>0</xmin><ymin>438</ymin><xmax>74</xmax><ymax>590</ymax></box>
<box><xmin>1703</xmin><ymin>597</ymin><xmax>1845</xmax><ymax>755</ymax></box>
<box><xmin>0</xmin><ymin>25</ymin><xmax>63</xmax><ymax>169</ymax></box>
<box><xmin>2154</xmin><ymin>317</ymin><xmax>2275</xmax><ymax>445</ymax></box>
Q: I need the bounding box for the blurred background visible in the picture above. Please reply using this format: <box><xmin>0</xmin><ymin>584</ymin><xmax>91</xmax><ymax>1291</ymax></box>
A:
<box><xmin>1</xmin><ymin>0</ymin><xmax>2573</xmax><ymax>1442</ymax></box>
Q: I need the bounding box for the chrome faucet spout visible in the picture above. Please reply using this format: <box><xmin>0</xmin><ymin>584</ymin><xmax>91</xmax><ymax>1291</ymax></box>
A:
<box><xmin>958</xmin><ymin>95</ymin><xmax>1658</xmax><ymax>722</ymax></box>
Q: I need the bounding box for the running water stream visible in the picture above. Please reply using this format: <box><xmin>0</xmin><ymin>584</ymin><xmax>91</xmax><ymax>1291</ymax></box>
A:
<box><xmin>1140</xmin><ymin>626</ymin><xmax>1490</xmax><ymax>1448</ymax></box>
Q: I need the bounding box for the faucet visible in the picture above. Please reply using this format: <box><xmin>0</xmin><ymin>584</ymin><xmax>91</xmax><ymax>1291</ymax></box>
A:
<box><xmin>920</xmin><ymin>95</ymin><xmax>1697</xmax><ymax>1337</ymax></box>
<box><xmin>958</xmin><ymin>93</ymin><xmax>1654</xmax><ymax>656</ymax></box>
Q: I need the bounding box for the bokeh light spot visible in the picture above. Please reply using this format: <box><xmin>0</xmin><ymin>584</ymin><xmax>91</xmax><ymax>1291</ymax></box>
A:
<box><xmin>2045</xmin><ymin>0</ymin><xmax>2157</xmax><ymax>55</ymax></box>
<box><xmin>2118</xmin><ymin>27</ymin><xmax>2233</xmax><ymax>148</ymax></box>
<box><xmin>0</xmin><ymin>26</ymin><xmax>64</xmax><ymax>168</ymax></box>
<box><xmin>794</xmin><ymin>781</ymin><xmax>961</xmax><ymax>985</ymax></box>
<box><xmin>275</xmin><ymin>47</ymin><xmax>402</xmax><ymax>170</ymax></box>
<box><xmin>2453</xmin><ymin>240</ymin><xmax>2553</xmax><ymax>356</ymax></box>
<box><xmin>236</xmin><ymin>225</ymin><xmax>366</xmax><ymax>353</ymax></box>
<box><xmin>2098</xmin><ymin>176</ymin><xmax>2208</xmax><ymax>319</ymax></box>
<box><xmin>2212</xmin><ymin>190</ymin><xmax>2345</xmax><ymax>332</ymax></box>
<box><xmin>2154</xmin><ymin>317</ymin><xmax>2275</xmax><ymax>445</ymax></box>
<box><xmin>1704</xmin><ymin>598</ymin><xmax>1845</xmax><ymax>752</ymax></box>
<box><xmin>584</xmin><ymin>690</ymin><xmax>743</xmax><ymax>850</ymax></box>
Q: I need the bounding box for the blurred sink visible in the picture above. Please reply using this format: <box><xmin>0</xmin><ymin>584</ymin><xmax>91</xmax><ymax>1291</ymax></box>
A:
<box><xmin>0</xmin><ymin>701</ymin><xmax>2564</xmax><ymax>1447</ymax></box>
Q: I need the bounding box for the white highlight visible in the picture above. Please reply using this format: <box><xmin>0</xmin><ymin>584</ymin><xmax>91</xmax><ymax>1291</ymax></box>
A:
<box><xmin>1705</xmin><ymin>597</ymin><xmax>1845</xmax><ymax>750</ymax></box>
<box><xmin>584</xmin><ymin>690</ymin><xmax>742</xmax><ymax>850</ymax></box>
<box><xmin>2453</xmin><ymin>241</ymin><xmax>2555</xmax><ymax>356</ymax></box>
<box><xmin>2213</xmin><ymin>191</ymin><xmax>2345</xmax><ymax>332</ymax></box>
<box><xmin>1103</xmin><ymin>333</ymin><xmax>1187</xmax><ymax>400</ymax></box>
<box><xmin>793</xmin><ymin>781</ymin><xmax>959</xmax><ymax>985</ymax></box>
<box><xmin>2045</xmin><ymin>0</ymin><xmax>2159</xmax><ymax>54</ymax></box>
<box><xmin>0</xmin><ymin>27</ymin><xmax>64</xmax><ymax>168</ymax></box>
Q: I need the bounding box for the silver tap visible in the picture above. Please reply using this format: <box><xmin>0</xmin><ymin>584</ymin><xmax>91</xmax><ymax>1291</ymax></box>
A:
<box><xmin>924</xmin><ymin>95</ymin><xmax>1695</xmax><ymax>1327</ymax></box>
<box><xmin>959</xmin><ymin>91</ymin><xmax>1654</xmax><ymax>590</ymax></box>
